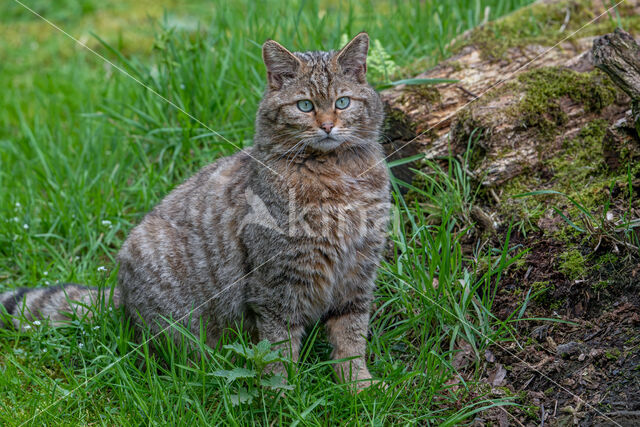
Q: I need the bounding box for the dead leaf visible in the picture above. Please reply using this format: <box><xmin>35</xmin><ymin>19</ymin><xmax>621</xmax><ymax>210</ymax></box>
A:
<box><xmin>488</xmin><ymin>364</ymin><xmax>507</xmax><ymax>387</ymax></box>
<box><xmin>485</xmin><ymin>349</ymin><xmax>496</xmax><ymax>363</ymax></box>
<box><xmin>452</xmin><ymin>340</ymin><xmax>475</xmax><ymax>371</ymax></box>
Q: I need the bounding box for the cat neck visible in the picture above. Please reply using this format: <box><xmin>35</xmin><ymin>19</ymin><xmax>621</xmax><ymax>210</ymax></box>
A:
<box><xmin>248</xmin><ymin>138</ymin><xmax>388</xmax><ymax>202</ymax></box>
<box><xmin>254</xmin><ymin>138</ymin><xmax>384</xmax><ymax>177</ymax></box>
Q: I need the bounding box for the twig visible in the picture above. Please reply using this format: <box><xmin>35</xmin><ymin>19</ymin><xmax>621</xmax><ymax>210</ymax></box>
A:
<box><xmin>559</xmin><ymin>7</ymin><xmax>571</xmax><ymax>33</ymax></box>
<box><xmin>490</xmin><ymin>189</ymin><xmax>501</xmax><ymax>204</ymax></box>
<box><xmin>456</xmin><ymin>85</ymin><xmax>479</xmax><ymax>99</ymax></box>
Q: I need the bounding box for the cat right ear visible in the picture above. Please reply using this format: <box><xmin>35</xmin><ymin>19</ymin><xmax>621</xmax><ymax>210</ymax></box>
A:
<box><xmin>262</xmin><ymin>40</ymin><xmax>302</xmax><ymax>90</ymax></box>
<box><xmin>335</xmin><ymin>32</ymin><xmax>369</xmax><ymax>83</ymax></box>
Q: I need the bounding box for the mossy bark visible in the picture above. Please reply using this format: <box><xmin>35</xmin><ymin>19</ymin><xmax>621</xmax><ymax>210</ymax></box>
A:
<box><xmin>381</xmin><ymin>0</ymin><xmax>640</xmax><ymax>200</ymax></box>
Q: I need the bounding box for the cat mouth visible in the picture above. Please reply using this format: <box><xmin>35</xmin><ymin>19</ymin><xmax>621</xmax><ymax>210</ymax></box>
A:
<box><xmin>319</xmin><ymin>135</ymin><xmax>337</xmax><ymax>141</ymax></box>
<box><xmin>311</xmin><ymin>135</ymin><xmax>343</xmax><ymax>151</ymax></box>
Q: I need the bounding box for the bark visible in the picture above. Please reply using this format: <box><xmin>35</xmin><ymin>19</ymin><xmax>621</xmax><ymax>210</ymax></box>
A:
<box><xmin>592</xmin><ymin>28</ymin><xmax>640</xmax><ymax>137</ymax></box>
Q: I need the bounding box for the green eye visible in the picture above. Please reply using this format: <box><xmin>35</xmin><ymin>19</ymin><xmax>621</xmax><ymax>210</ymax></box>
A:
<box><xmin>335</xmin><ymin>96</ymin><xmax>350</xmax><ymax>110</ymax></box>
<box><xmin>297</xmin><ymin>100</ymin><xmax>314</xmax><ymax>112</ymax></box>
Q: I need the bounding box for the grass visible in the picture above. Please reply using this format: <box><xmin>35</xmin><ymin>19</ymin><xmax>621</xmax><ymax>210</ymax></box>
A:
<box><xmin>0</xmin><ymin>0</ymin><xmax>537</xmax><ymax>424</ymax></box>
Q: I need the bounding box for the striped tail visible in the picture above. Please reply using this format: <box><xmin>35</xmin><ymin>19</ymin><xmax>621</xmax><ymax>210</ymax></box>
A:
<box><xmin>0</xmin><ymin>284</ymin><xmax>121</xmax><ymax>329</ymax></box>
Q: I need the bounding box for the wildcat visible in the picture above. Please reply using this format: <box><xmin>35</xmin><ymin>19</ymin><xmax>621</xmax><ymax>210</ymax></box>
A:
<box><xmin>0</xmin><ymin>33</ymin><xmax>389</xmax><ymax>388</ymax></box>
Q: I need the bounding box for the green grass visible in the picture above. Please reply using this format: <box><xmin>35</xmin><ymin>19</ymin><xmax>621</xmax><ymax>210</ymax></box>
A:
<box><xmin>1</xmin><ymin>0</ymin><xmax>536</xmax><ymax>424</ymax></box>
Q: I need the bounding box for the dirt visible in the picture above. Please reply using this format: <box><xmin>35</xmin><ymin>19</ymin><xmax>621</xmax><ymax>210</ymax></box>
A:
<box><xmin>481</xmin><ymin>230</ymin><xmax>640</xmax><ymax>426</ymax></box>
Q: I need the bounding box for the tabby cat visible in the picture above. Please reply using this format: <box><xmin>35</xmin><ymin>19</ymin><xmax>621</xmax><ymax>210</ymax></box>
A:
<box><xmin>0</xmin><ymin>32</ymin><xmax>390</xmax><ymax>388</ymax></box>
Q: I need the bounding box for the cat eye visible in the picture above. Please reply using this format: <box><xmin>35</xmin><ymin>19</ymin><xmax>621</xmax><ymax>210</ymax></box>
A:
<box><xmin>297</xmin><ymin>100</ymin><xmax>314</xmax><ymax>112</ymax></box>
<box><xmin>335</xmin><ymin>96</ymin><xmax>350</xmax><ymax>110</ymax></box>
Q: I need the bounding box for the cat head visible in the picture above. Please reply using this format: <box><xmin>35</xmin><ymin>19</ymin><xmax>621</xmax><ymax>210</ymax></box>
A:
<box><xmin>256</xmin><ymin>33</ymin><xmax>384</xmax><ymax>155</ymax></box>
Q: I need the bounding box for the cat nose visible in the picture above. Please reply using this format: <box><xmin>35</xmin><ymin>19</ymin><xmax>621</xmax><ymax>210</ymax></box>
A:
<box><xmin>320</xmin><ymin>122</ymin><xmax>334</xmax><ymax>134</ymax></box>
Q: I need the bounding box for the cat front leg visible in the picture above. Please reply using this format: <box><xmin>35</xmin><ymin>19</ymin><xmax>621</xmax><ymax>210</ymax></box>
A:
<box><xmin>255</xmin><ymin>311</ymin><xmax>303</xmax><ymax>377</ymax></box>
<box><xmin>325</xmin><ymin>308</ymin><xmax>375</xmax><ymax>390</ymax></box>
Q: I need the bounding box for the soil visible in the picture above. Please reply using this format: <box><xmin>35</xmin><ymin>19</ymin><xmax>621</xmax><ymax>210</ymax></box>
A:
<box><xmin>485</xmin><ymin>232</ymin><xmax>640</xmax><ymax>426</ymax></box>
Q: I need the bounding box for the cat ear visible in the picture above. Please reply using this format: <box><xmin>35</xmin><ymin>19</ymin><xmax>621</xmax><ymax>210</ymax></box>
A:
<box><xmin>335</xmin><ymin>32</ymin><xmax>369</xmax><ymax>83</ymax></box>
<box><xmin>262</xmin><ymin>40</ymin><xmax>302</xmax><ymax>90</ymax></box>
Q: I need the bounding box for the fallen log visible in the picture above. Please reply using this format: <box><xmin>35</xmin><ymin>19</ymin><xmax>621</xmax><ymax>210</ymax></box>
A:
<box><xmin>382</xmin><ymin>0</ymin><xmax>640</xmax><ymax>188</ymax></box>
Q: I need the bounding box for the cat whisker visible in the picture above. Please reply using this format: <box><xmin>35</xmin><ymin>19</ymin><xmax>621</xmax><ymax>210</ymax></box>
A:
<box><xmin>287</xmin><ymin>139</ymin><xmax>312</xmax><ymax>169</ymax></box>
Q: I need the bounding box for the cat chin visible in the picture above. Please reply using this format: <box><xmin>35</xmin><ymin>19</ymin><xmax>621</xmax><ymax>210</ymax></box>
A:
<box><xmin>309</xmin><ymin>137</ymin><xmax>344</xmax><ymax>152</ymax></box>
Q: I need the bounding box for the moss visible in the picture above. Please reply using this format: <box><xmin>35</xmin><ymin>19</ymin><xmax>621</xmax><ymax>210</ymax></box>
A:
<box><xmin>592</xmin><ymin>280</ymin><xmax>610</xmax><ymax>292</ymax></box>
<box><xmin>500</xmin><ymin>117</ymin><xmax>629</xmax><ymax>239</ymax></box>
<box><xmin>516</xmin><ymin>390</ymin><xmax>541</xmax><ymax>419</ymax></box>
<box><xmin>511</xmin><ymin>69</ymin><xmax>617</xmax><ymax>138</ymax></box>
<box><xmin>401</xmin><ymin>85</ymin><xmax>442</xmax><ymax>104</ymax></box>
<box><xmin>448</xmin><ymin>61</ymin><xmax>463</xmax><ymax>72</ymax></box>
<box><xmin>512</xmin><ymin>255</ymin><xmax>527</xmax><ymax>272</ymax></box>
<box><xmin>596</xmin><ymin>253</ymin><xmax>618</xmax><ymax>269</ymax></box>
<box><xmin>488</xmin><ymin>68</ymin><xmax>624</xmax><ymax>235</ymax></box>
<box><xmin>545</xmin><ymin>119</ymin><xmax>623</xmax><ymax>219</ymax></box>
<box><xmin>452</xmin><ymin>0</ymin><xmax>640</xmax><ymax>61</ymax></box>
<box><xmin>531</xmin><ymin>280</ymin><xmax>554</xmax><ymax>304</ymax></box>
<box><xmin>548</xmin><ymin>119</ymin><xmax>608</xmax><ymax>182</ymax></box>
<box><xmin>383</xmin><ymin>106</ymin><xmax>417</xmax><ymax>141</ymax></box>
<box><xmin>554</xmin><ymin>225</ymin><xmax>582</xmax><ymax>244</ymax></box>
<box><xmin>605</xmin><ymin>348</ymin><xmax>621</xmax><ymax>360</ymax></box>
<box><xmin>558</xmin><ymin>249</ymin><xmax>586</xmax><ymax>280</ymax></box>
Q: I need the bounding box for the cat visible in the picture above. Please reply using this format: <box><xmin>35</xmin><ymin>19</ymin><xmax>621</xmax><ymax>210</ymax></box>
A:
<box><xmin>0</xmin><ymin>32</ymin><xmax>390</xmax><ymax>389</ymax></box>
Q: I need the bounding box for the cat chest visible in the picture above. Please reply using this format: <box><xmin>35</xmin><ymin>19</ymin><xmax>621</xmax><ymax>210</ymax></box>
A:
<box><xmin>287</xmin><ymin>234</ymin><xmax>379</xmax><ymax>324</ymax></box>
<box><xmin>291</xmin><ymin>201</ymin><xmax>385</xmax><ymax>298</ymax></box>
<box><xmin>288</xmin><ymin>197</ymin><xmax>386</xmax><ymax>242</ymax></box>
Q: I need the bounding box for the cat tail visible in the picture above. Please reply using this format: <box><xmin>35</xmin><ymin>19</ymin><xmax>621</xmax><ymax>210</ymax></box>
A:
<box><xmin>0</xmin><ymin>284</ymin><xmax>121</xmax><ymax>330</ymax></box>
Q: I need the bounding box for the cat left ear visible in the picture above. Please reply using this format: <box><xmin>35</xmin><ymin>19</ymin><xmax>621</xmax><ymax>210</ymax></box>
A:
<box><xmin>335</xmin><ymin>32</ymin><xmax>369</xmax><ymax>83</ymax></box>
<box><xmin>262</xmin><ymin>40</ymin><xmax>302</xmax><ymax>90</ymax></box>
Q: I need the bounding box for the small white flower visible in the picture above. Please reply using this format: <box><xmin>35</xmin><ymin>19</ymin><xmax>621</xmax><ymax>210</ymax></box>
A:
<box><xmin>45</xmin><ymin>280</ymin><xmax>50</xmax><ymax>286</ymax></box>
<box><xmin>15</xmin><ymin>202</ymin><xmax>21</xmax><ymax>208</ymax></box>
<box><xmin>180</xmin><ymin>84</ymin><xmax>185</xmax><ymax>89</ymax></box>
<box><xmin>93</xmin><ymin>326</ymin><xmax>100</xmax><ymax>330</ymax></box>
<box><xmin>78</xmin><ymin>343</ymin><xmax>84</xmax><ymax>348</ymax></box>
<box><xmin>33</xmin><ymin>320</ymin><xmax>41</xmax><ymax>326</ymax></box>
<box><xmin>43</xmin><ymin>271</ymin><xmax>48</xmax><ymax>276</ymax></box>
<box><xmin>101</xmin><ymin>220</ymin><xmax>112</xmax><ymax>228</ymax></box>
<box><xmin>24</xmin><ymin>325</ymin><xmax>31</xmax><ymax>330</ymax></box>
<box><xmin>23</xmin><ymin>224</ymin><xmax>29</xmax><ymax>230</ymax></box>
<box><xmin>108</xmin><ymin>307</ymin><xmax>113</xmax><ymax>312</ymax></box>
<box><xmin>12</xmin><ymin>217</ymin><xmax>19</xmax><ymax>222</ymax></box>
<box><xmin>42</xmin><ymin>349</ymin><xmax>47</xmax><ymax>353</ymax></box>
<box><xmin>97</xmin><ymin>266</ymin><xmax>107</xmax><ymax>272</ymax></box>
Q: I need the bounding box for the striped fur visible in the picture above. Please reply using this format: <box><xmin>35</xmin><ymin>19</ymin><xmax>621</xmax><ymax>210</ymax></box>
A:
<box><xmin>0</xmin><ymin>33</ymin><xmax>388</xmax><ymax>389</ymax></box>
<box><xmin>0</xmin><ymin>284</ymin><xmax>119</xmax><ymax>329</ymax></box>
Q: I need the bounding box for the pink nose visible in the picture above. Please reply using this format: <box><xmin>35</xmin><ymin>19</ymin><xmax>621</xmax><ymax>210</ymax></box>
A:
<box><xmin>320</xmin><ymin>122</ymin><xmax>334</xmax><ymax>134</ymax></box>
